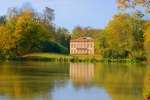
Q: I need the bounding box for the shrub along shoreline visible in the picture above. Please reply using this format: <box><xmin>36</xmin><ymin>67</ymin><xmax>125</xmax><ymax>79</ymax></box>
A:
<box><xmin>4</xmin><ymin>53</ymin><xmax>147</xmax><ymax>63</ymax></box>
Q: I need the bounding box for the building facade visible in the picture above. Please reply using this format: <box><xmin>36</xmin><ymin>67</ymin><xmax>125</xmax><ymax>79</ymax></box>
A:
<box><xmin>70</xmin><ymin>37</ymin><xmax>94</xmax><ymax>54</ymax></box>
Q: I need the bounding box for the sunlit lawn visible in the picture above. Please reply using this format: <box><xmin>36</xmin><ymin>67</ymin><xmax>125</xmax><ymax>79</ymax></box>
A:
<box><xmin>23</xmin><ymin>53</ymin><xmax>102</xmax><ymax>60</ymax></box>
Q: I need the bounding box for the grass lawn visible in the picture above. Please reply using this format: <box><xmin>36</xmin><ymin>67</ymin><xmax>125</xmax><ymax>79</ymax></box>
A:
<box><xmin>16</xmin><ymin>53</ymin><xmax>141</xmax><ymax>63</ymax></box>
<box><xmin>23</xmin><ymin>53</ymin><xmax>102</xmax><ymax>60</ymax></box>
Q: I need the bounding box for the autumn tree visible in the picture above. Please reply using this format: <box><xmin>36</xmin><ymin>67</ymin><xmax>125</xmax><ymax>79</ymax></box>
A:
<box><xmin>0</xmin><ymin>25</ymin><xmax>17</xmax><ymax>58</ymax></box>
<box><xmin>117</xmin><ymin>0</ymin><xmax>150</xmax><ymax>13</ymax></box>
<box><xmin>99</xmin><ymin>11</ymin><xmax>146</xmax><ymax>59</ymax></box>
<box><xmin>143</xmin><ymin>20</ymin><xmax>150</xmax><ymax>61</ymax></box>
<box><xmin>99</xmin><ymin>13</ymin><xmax>131</xmax><ymax>58</ymax></box>
<box><xmin>0</xmin><ymin>3</ymin><xmax>69</xmax><ymax>58</ymax></box>
<box><xmin>14</xmin><ymin>9</ymin><xmax>52</xmax><ymax>55</ymax></box>
<box><xmin>126</xmin><ymin>10</ymin><xmax>144</xmax><ymax>49</ymax></box>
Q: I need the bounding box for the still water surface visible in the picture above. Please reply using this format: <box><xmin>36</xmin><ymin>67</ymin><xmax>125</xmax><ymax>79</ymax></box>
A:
<box><xmin>0</xmin><ymin>61</ymin><xmax>150</xmax><ymax>100</ymax></box>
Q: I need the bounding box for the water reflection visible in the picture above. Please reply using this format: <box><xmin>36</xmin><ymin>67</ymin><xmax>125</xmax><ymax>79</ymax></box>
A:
<box><xmin>0</xmin><ymin>61</ymin><xmax>69</xmax><ymax>100</ymax></box>
<box><xmin>70</xmin><ymin>63</ymin><xmax>94</xmax><ymax>80</ymax></box>
<box><xmin>0</xmin><ymin>61</ymin><xmax>150</xmax><ymax>100</ymax></box>
<box><xmin>93</xmin><ymin>63</ymin><xmax>149</xmax><ymax>100</ymax></box>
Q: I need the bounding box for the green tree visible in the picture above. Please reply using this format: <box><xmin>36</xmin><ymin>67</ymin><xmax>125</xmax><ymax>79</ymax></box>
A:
<box><xmin>102</xmin><ymin>13</ymin><xmax>131</xmax><ymax>50</ymax></box>
<box><xmin>0</xmin><ymin>3</ymin><xmax>70</xmax><ymax>57</ymax></box>
<box><xmin>40</xmin><ymin>7</ymin><xmax>56</xmax><ymax>41</ymax></box>
<box><xmin>0</xmin><ymin>25</ymin><xmax>17</xmax><ymax>58</ymax></box>
<box><xmin>99</xmin><ymin>11</ymin><xmax>145</xmax><ymax>59</ymax></box>
<box><xmin>0</xmin><ymin>15</ymin><xmax>6</xmax><ymax>25</ymax></box>
<box><xmin>71</xmin><ymin>25</ymin><xmax>82</xmax><ymax>39</ymax></box>
<box><xmin>144</xmin><ymin>21</ymin><xmax>150</xmax><ymax>61</ymax></box>
<box><xmin>14</xmin><ymin>9</ymin><xmax>51</xmax><ymax>55</ymax></box>
<box><xmin>55</xmin><ymin>27</ymin><xmax>71</xmax><ymax>52</ymax></box>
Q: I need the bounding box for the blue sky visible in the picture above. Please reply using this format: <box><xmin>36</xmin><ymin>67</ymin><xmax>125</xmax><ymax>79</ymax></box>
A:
<box><xmin>0</xmin><ymin>0</ymin><xmax>147</xmax><ymax>32</ymax></box>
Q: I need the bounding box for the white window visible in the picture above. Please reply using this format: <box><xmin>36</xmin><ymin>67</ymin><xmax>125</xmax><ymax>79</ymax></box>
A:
<box><xmin>84</xmin><ymin>44</ymin><xmax>86</xmax><ymax>48</ymax></box>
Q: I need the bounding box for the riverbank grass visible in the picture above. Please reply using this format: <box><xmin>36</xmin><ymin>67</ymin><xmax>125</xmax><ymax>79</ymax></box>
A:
<box><xmin>11</xmin><ymin>53</ymin><xmax>102</xmax><ymax>62</ymax></box>
<box><xmin>9</xmin><ymin>53</ymin><xmax>146</xmax><ymax>63</ymax></box>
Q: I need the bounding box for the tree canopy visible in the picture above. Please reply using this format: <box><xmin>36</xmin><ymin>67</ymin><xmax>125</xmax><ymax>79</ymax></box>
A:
<box><xmin>117</xmin><ymin>0</ymin><xmax>150</xmax><ymax>13</ymax></box>
<box><xmin>0</xmin><ymin>3</ymin><xmax>69</xmax><ymax>58</ymax></box>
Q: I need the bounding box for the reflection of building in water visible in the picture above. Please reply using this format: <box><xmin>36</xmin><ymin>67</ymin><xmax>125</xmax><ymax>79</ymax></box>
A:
<box><xmin>70</xmin><ymin>63</ymin><xmax>94</xmax><ymax>80</ymax></box>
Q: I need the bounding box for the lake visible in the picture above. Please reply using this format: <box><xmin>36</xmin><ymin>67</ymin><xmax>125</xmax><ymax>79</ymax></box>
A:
<box><xmin>0</xmin><ymin>61</ymin><xmax>150</xmax><ymax>100</ymax></box>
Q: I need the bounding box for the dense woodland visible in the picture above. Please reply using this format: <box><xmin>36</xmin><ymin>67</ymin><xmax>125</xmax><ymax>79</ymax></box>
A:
<box><xmin>0</xmin><ymin>3</ymin><xmax>150</xmax><ymax>62</ymax></box>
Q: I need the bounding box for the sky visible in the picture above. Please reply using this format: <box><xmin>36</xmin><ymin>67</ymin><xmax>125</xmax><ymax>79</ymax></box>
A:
<box><xmin>0</xmin><ymin>0</ymin><xmax>147</xmax><ymax>32</ymax></box>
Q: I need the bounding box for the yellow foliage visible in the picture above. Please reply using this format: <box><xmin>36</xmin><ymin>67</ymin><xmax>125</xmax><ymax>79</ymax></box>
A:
<box><xmin>117</xmin><ymin>0</ymin><xmax>148</xmax><ymax>11</ymax></box>
<box><xmin>103</xmin><ymin>13</ymin><xmax>131</xmax><ymax>49</ymax></box>
<box><xmin>143</xmin><ymin>21</ymin><xmax>150</xmax><ymax>61</ymax></box>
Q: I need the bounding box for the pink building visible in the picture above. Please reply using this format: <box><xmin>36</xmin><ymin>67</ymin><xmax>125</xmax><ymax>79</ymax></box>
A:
<box><xmin>70</xmin><ymin>37</ymin><xmax>94</xmax><ymax>54</ymax></box>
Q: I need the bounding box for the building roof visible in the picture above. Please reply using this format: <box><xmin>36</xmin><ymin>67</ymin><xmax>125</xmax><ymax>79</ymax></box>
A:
<box><xmin>70</xmin><ymin>36</ymin><xmax>93</xmax><ymax>42</ymax></box>
<box><xmin>82</xmin><ymin>37</ymin><xmax>92</xmax><ymax>40</ymax></box>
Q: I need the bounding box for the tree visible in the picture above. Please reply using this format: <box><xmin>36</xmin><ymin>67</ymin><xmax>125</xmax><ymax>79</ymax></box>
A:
<box><xmin>43</xmin><ymin>7</ymin><xmax>55</xmax><ymax>24</ymax></box>
<box><xmin>71</xmin><ymin>25</ymin><xmax>82</xmax><ymax>39</ymax></box>
<box><xmin>40</xmin><ymin>7</ymin><xmax>56</xmax><ymax>40</ymax></box>
<box><xmin>71</xmin><ymin>25</ymin><xmax>101</xmax><ymax>39</ymax></box>
<box><xmin>128</xmin><ymin>10</ymin><xmax>144</xmax><ymax>49</ymax></box>
<box><xmin>55</xmin><ymin>27</ymin><xmax>71</xmax><ymax>52</ymax></box>
<box><xmin>103</xmin><ymin>13</ymin><xmax>131</xmax><ymax>49</ymax></box>
<box><xmin>14</xmin><ymin>9</ymin><xmax>51</xmax><ymax>55</ymax></box>
<box><xmin>0</xmin><ymin>15</ymin><xmax>6</xmax><ymax>25</ymax></box>
<box><xmin>99</xmin><ymin>13</ymin><xmax>131</xmax><ymax>58</ymax></box>
<box><xmin>143</xmin><ymin>21</ymin><xmax>150</xmax><ymax>61</ymax></box>
<box><xmin>116</xmin><ymin>0</ymin><xmax>150</xmax><ymax>13</ymax></box>
<box><xmin>98</xmin><ymin>11</ymin><xmax>146</xmax><ymax>59</ymax></box>
<box><xmin>0</xmin><ymin>3</ymin><xmax>70</xmax><ymax>57</ymax></box>
<box><xmin>0</xmin><ymin>25</ymin><xmax>17</xmax><ymax>58</ymax></box>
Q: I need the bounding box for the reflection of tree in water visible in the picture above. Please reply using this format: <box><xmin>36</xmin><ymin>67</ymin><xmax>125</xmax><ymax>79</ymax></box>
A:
<box><xmin>69</xmin><ymin>62</ymin><xmax>150</xmax><ymax>100</ymax></box>
<box><xmin>0</xmin><ymin>61</ymin><xmax>69</xmax><ymax>100</ymax></box>
<box><xmin>1</xmin><ymin>61</ymin><xmax>149</xmax><ymax>100</ymax></box>
<box><xmin>143</xmin><ymin>64</ymin><xmax>150</xmax><ymax>99</ymax></box>
<box><xmin>94</xmin><ymin>63</ymin><xmax>149</xmax><ymax>100</ymax></box>
<box><xmin>69</xmin><ymin>63</ymin><xmax>94</xmax><ymax>89</ymax></box>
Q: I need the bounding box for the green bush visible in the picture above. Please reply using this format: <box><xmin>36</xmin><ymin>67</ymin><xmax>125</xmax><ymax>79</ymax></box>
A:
<box><xmin>102</xmin><ymin>49</ymin><xmax>128</xmax><ymax>59</ymax></box>
<box><xmin>128</xmin><ymin>50</ymin><xmax>146</xmax><ymax>61</ymax></box>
